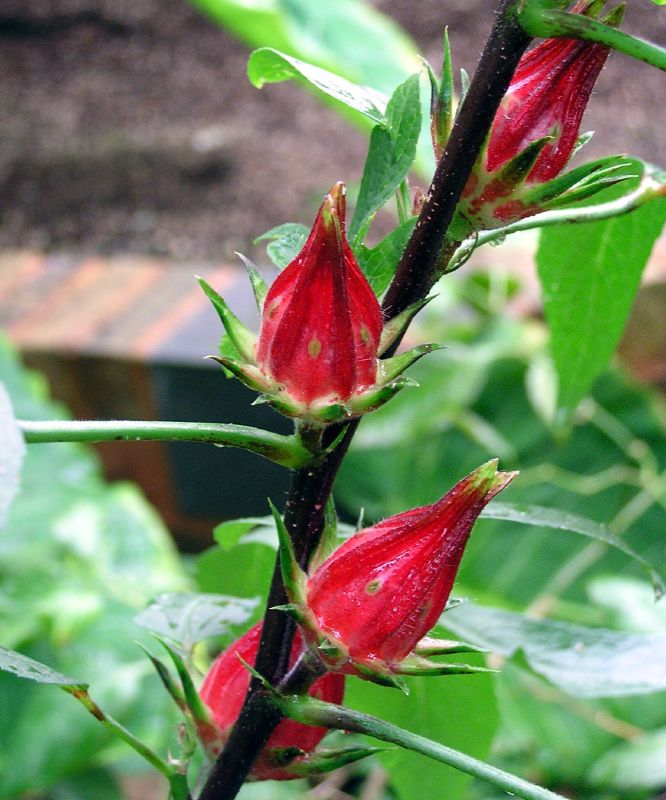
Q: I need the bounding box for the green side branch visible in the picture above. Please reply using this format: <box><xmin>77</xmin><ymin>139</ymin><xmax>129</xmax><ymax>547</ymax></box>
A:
<box><xmin>18</xmin><ymin>419</ymin><xmax>312</xmax><ymax>469</ymax></box>
<box><xmin>517</xmin><ymin>2</ymin><xmax>666</xmax><ymax>72</ymax></box>
<box><xmin>280</xmin><ymin>696</ymin><xmax>566</xmax><ymax>800</ymax></box>
<box><xmin>64</xmin><ymin>686</ymin><xmax>191</xmax><ymax>800</ymax></box>
<box><xmin>446</xmin><ymin>166</ymin><xmax>666</xmax><ymax>272</ymax></box>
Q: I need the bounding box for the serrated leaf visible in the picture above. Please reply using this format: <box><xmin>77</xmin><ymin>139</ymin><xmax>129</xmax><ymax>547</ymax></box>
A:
<box><xmin>350</xmin><ymin>73</ymin><xmax>422</xmax><ymax>241</ymax></box>
<box><xmin>441</xmin><ymin>603</ymin><xmax>666</xmax><ymax>698</ymax></box>
<box><xmin>0</xmin><ymin>645</ymin><xmax>86</xmax><ymax>688</ymax></box>
<box><xmin>254</xmin><ymin>223</ymin><xmax>310</xmax><ymax>269</ymax></box>
<box><xmin>0</xmin><ymin>383</ymin><xmax>26</xmax><ymax>529</ymax></box>
<box><xmin>481</xmin><ymin>501</ymin><xmax>664</xmax><ymax>597</ymax></box>
<box><xmin>358</xmin><ymin>217</ymin><xmax>417</xmax><ymax>296</ymax></box>
<box><xmin>134</xmin><ymin>592</ymin><xmax>258</xmax><ymax>651</ymax></box>
<box><xmin>536</xmin><ymin>161</ymin><xmax>666</xmax><ymax>421</ymax></box>
<box><xmin>247</xmin><ymin>48</ymin><xmax>388</xmax><ymax>124</ymax></box>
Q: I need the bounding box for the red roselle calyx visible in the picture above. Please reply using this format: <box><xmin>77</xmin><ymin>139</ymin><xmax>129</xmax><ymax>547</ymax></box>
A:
<box><xmin>199</xmin><ymin>621</ymin><xmax>344</xmax><ymax>780</ymax></box>
<box><xmin>199</xmin><ymin>182</ymin><xmax>440</xmax><ymax>425</ymax></box>
<box><xmin>255</xmin><ymin>183</ymin><xmax>382</xmax><ymax>411</ymax></box>
<box><xmin>278</xmin><ymin>460</ymin><xmax>517</xmax><ymax>685</ymax></box>
<box><xmin>458</xmin><ymin>0</ymin><xmax>629</xmax><ymax>231</ymax></box>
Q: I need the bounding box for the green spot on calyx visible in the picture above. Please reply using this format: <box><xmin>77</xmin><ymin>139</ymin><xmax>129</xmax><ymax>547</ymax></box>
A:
<box><xmin>365</xmin><ymin>579</ymin><xmax>381</xmax><ymax>595</ymax></box>
<box><xmin>360</xmin><ymin>325</ymin><xmax>371</xmax><ymax>346</ymax></box>
<box><xmin>308</xmin><ymin>338</ymin><xmax>322</xmax><ymax>358</ymax></box>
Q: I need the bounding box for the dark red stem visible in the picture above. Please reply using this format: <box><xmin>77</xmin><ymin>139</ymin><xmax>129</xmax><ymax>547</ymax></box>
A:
<box><xmin>198</xmin><ymin>3</ymin><xmax>531</xmax><ymax>798</ymax></box>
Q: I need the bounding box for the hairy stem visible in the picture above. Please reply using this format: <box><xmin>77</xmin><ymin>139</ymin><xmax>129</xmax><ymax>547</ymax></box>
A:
<box><xmin>199</xmin><ymin>3</ymin><xmax>533</xmax><ymax>797</ymax></box>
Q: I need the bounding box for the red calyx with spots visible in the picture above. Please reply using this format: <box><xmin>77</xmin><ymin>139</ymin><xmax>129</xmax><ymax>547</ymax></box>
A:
<box><xmin>300</xmin><ymin>461</ymin><xmax>516</xmax><ymax>679</ymax></box>
<box><xmin>458</xmin><ymin>0</ymin><xmax>625</xmax><ymax>231</ymax></box>
<box><xmin>256</xmin><ymin>182</ymin><xmax>382</xmax><ymax>411</ymax></box>
<box><xmin>199</xmin><ymin>621</ymin><xmax>344</xmax><ymax>780</ymax></box>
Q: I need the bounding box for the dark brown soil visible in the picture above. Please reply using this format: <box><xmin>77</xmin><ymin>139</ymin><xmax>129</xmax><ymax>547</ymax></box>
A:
<box><xmin>1</xmin><ymin>0</ymin><xmax>664</xmax><ymax>262</ymax></box>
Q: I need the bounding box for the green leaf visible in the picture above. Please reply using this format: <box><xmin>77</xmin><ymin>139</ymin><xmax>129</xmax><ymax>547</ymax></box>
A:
<box><xmin>588</xmin><ymin>576</ymin><xmax>666</xmax><ymax>633</ymax></box>
<box><xmin>0</xmin><ymin>646</ymin><xmax>86</xmax><ymax>689</ymax></box>
<box><xmin>134</xmin><ymin>592</ymin><xmax>258</xmax><ymax>651</ymax></box>
<box><xmin>345</xmin><ymin>658</ymin><xmax>499</xmax><ymax>799</ymax></box>
<box><xmin>536</xmin><ymin>163</ymin><xmax>666</xmax><ymax>421</ymax></box>
<box><xmin>442</xmin><ymin>603</ymin><xmax>666</xmax><ymax>697</ymax></box>
<box><xmin>0</xmin><ymin>383</ymin><xmax>26</xmax><ymax>529</ymax></box>
<box><xmin>481</xmin><ymin>502</ymin><xmax>664</xmax><ymax>597</ymax></box>
<box><xmin>191</xmin><ymin>0</ymin><xmax>419</xmax><ymax>100</ymax></box>
<box><xmin>213</xmin><ymin>514</ymin><xmax>278</xmax><ymax>550</ymax></box>
<box><xmin>589</xmin><ymin>727</ymin><xmax>666</xmax><ymax>790</ymax></box>
<box><xmin>358</xmin><ymin>217</ymin><xmax>417</xmax><ymax>296</ymax></box>
<box><xmin>350</xmin><ymin>73</ymin><xmax>422</xmax><ymax>241</ymax></box>
<box><xmin>247</xmin><ymin>48</ymin><xmax>388</xmax><ymax>124</ymax></box>
<box><xmin>254</xmin><ymin>222</ymin><xmax>309</xmax><ymax>269</ymax></box>
<box><xmin>0</xmin><ymin>337</ymin><xmax>186</xmax><ymax>794</ymax></box>
<box><xmin>51</xmin><ymin>768</ymin><xmax>123</xmax><ymax>800</ymax></box>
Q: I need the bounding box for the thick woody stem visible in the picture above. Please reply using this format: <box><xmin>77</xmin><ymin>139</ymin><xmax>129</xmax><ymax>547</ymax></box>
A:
<box><xmin>199</xmin><ymin>3</ymin><xmax>531</xmax><ymax>798</ymax></box>
<box><xmin>382</xmin><ymin>0</ymin><xmax>531</xmax><ymax>319</ymax></box>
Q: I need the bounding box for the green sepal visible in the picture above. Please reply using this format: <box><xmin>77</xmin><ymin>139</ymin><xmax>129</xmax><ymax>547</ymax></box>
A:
<box><xmin>197</xmin><ymin>276</ymin><xmax>257</xmax><ymax>363</ymax></box>
<box><xmin>207</xmin><ymin>356</ymin><xmax>274</xmax><ymax>394</ymax></box>
<box><xmin>235</xmin><ymin>652</ymin><xmax>273</xmax><ymax>691</ymax></box>
<box><xmin>317</xmin><ymin>637</ymin><xmax>344</xmax><ymax>660</ymax></box>
<box><xmin>379</xmin><ymin>295</ymin><xmax>434</xmax><ymax>354</ymax></box>
<box><xmin>394</xmin><ymin>653</ymin><xmax>495</xmax><ymax>677</ymax></box>
<box><xmin>355</xmin><ymin>663</ymin><xmax>409</xmax><ymax>693</ymax></box>
<box><xmin>235</xmin><ymin>252</ymin><xmax>268</xmax><ymax>310</ymax></box>
<box><xmin>541</xmin><ymin>174</ymin><xmax>632</xmax><ymax>210</ymax></box>
<box><xmin>157</xmin><ymin>638</ymin><xmax>213</xmax><ymax>725</ymax></box>
<box><xmin>348</xmin><ymin>376</ymin><xmax>418</xmax><ymax>416</ymax></box>
<box><xmin>137</xmin><ymin>643</ymin><xmax>186</xmax><ymax>712</ymax></box>
<box><xmin>270</xmin><ymin>603</ymin><xmax>309</xmax><ymax>626</ymax></box>
<box><xmin>427</xmin><ymin>28</ymin><xmax>454</xmax><ymax>160</ymax></box>
<box><xmin>285</xmin><ymin>745</ymin><xmax>392</xmax><ymax>776</ymax></box>
<box><xmin>309</xmin><ymin>497</ymin><xmax>339</xmax><ymax>572</ymax></box>
<box><xmin>377</xmin><ymin>343</ymin><xmax>443</xmax><ymax>386</ymax></box>
<box><xmin>269</xmin><ymin>499</ymin><xmax>308</xmax><ymax>605</ymax></box>
<box><xmin>265</xmin><ymin>746</ymin><xmax>305</xmax><ymax>768</ymax></box>
<box><xmin>523</xmin><ymin>155</ymin><xmax>633</xmax><ymax>205</ymax></box>
<box><xmin>572</xmin><ymin>130</ymin><xmax>594</xmax><ymax>159</ymax></box>
<box><xmin>309</xmin><ymin>401</ymin><xmax>353</xmax><ymax>424</ymax></box>
<box><xmin>603</xmin><ymin>3</ymin><xmax>626</xmax><ymax>28</ymax></box>
<box><xmin>497</xmin><ymin>136</ymin><xmax>552</xmax><ymax>190</ymax></box>
<box><xmin>415</xmin><ymin>637</ymin><xmax>489</xmax><ymax>656</ymax></box>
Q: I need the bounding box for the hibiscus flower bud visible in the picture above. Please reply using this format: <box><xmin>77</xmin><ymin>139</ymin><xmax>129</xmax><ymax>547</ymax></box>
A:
<box><xmin>460</xmin><ymin>0</ymin><xmax>627</xmax><ymax>230</ymax></box>
<box><xmin>284</xmin><ymin>461</ymin><xmax>516</xmax><ymax>683</ymax></box>
<box><xmin>199</xmin><ymin>621</ymin><xmax>344</xmax><ymax>780</ymax></box>
<box><xmin>255</xmin><ymin>182</ymin><xmax>383</xmax><ymax>414</ymax></box>
<box><xmin>202</xmin><ymin>182</ymin><xmax>440</xmax><ymax>424</ymax></box>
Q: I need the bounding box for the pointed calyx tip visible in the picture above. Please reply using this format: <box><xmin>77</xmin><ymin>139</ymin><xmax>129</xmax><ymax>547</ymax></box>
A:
<box><xmin>321</xmin><ymin>181</ymin><xmax>347</xmax><ymax>228</ymax></box>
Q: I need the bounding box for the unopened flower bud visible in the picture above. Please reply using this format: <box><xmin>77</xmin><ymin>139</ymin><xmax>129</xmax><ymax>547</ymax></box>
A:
<box><xmin>294</xmin><ymin>461</ymin><xmax>516</xmax><ymax>681</ymax></box>
<box><xmin>199</xmin><ymin>621</ymin><xmax>344</xmax><ymax>780</ymax></box>
<box><xmin>256</xmin><ymin>182</ymin><xmax>382</xmax><ymax>412</ymax></box>
<box><xmin>460</xmin><ymin>0</ymin><xmax>626</xmax><ymax>230</ymax></box>
<box><xmin>203</xmin><ymin>183</ymin><xmax>439</xmax><ymax>424</ymax></box>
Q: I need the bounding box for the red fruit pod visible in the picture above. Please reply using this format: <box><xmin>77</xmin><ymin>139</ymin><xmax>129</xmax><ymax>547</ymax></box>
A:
<box><xmin>304</xmin><ymin>461</ymin><xmax>516</xmax><ymax>675</ymax></box>
<box><xmin>199</xmin><ymin>621</ymin><xmax>344</xmax><ymax>781</ymax></box>
<box><xmin>486</xmin><ymin>36</ymin><xmax>611</xmax><ymax>183</ymax></box>
<box><xmin>255</xmin><ymin>182</ymin><xmax>383</xmax><ymax>411</ymax></box>
<box><xmin>459</xmin><ymin>1</ymin><xmax>622</xmax><ymax>230</ymax></box>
